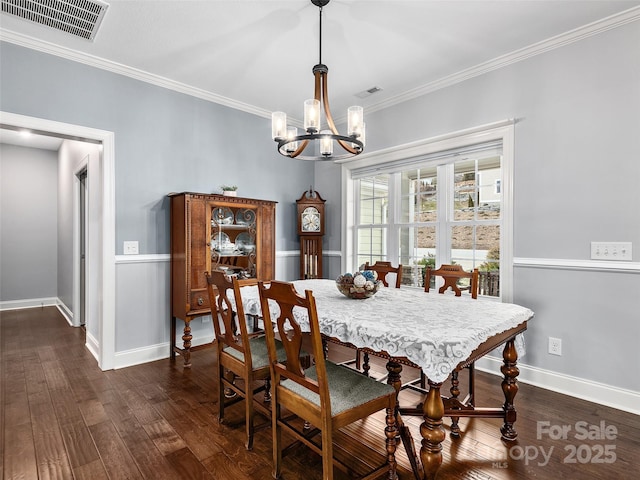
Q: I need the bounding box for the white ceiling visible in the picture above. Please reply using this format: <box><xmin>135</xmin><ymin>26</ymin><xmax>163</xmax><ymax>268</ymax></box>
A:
<box><xmin>0</xmin><ymin>128</ymin><xmax>64</xmax><ymax>150</ymax></box>
<box><xmin>2</xmin><ymin>0</ymin><xmax>639</xmax><ymax>138</ymax></box>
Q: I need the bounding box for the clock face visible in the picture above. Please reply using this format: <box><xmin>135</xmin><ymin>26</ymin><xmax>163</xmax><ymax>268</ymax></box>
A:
<box><xmin>301</xmin><ymin>206</ymin><xmax>321</xmax><ymax>232</ymax></box>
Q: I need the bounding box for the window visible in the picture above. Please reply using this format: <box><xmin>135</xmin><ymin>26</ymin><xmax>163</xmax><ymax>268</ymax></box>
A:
<box><xmin>344</xmin><ymin>122</ymin><xmax>514</xmax><ymax>301</ymax></box>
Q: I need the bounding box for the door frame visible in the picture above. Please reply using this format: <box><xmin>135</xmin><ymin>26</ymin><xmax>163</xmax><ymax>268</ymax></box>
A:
<box><xmin>1</xmin><ymin>111</ymin><xmax>116</xmax><ymax>370</ymax></box>
<box><xmin>73</xmin><ymin>161</ymin><xmax>88</xmax><ymax>328</ymax></box>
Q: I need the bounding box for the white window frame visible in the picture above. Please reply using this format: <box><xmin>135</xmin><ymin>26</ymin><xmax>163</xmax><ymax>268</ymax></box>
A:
<box><xmin>339</xmin><ymin>120</ymin><xmax>515</xmax><ymax>302</ymax></box>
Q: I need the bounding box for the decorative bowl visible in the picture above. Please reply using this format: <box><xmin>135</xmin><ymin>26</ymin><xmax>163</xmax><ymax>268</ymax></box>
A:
<box><xmin>336</xmin><ymin>271</ymin><xmax>381</xmax><ymax>299</ymax></box>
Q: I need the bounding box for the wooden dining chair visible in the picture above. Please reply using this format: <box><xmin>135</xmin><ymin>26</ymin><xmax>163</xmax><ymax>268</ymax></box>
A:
<box><xmin>364</xmin><ymin>260</ymin><xmax>403</xmax><ymax>288</ymax></box>
<box><xmin>425</xmin><ymin>264</ymin><xmax>479</xmax><ymax>299</ymax></box>
<box><xmin>424</xmin><ymin>264</ymin><xmax>479</xmax><ymax>437</ymax></box>
<box><xmin>257</xmin><ymin>280</ymin><xmax>398</xmax><ymax>480</ymax></box>
<box><xmin>205</xmin><ymin>270</ymin><xmax>285</xmax><ymax>450</ymax></box>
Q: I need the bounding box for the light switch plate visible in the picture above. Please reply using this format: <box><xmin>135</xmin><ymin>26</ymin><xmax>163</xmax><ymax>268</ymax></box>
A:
<box><xmin>590</xmin><ymin>242</ymin><xmax>632</xmax><ymax>261</ymax></box>
<box><xmin>123</xmin><ymin>241</ymin><xmax>139</xmax><ymax>255</ymax></box>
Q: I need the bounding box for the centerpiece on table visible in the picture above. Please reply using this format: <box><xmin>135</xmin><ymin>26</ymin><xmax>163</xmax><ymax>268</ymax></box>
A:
<box><xmin>336</xmin><ymin>270</ymin><xmax>381</xmax><ymax>299</ymax></box>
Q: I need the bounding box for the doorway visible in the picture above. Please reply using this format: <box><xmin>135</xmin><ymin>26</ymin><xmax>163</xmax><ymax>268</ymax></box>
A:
<box><xmin>0</xmin><ymin>110</ymin><xmax>116</xmax><ymax>370</ymax></box>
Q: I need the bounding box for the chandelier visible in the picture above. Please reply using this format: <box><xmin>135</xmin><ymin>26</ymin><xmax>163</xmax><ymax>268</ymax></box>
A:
<box><xmin>271</xmin><ymin>0</ymin><xmax>365</xmax><ymax>161</ymax></box>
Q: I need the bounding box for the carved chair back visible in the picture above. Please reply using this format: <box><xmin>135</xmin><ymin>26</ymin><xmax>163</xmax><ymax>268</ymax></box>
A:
<box><xmin>425</xmin><ymin>264</ymin><xmax>479</xmax><ymax>299</ymax></box>
<box><xmin>206</xmin><ymin>270</ymin><xmax>251</xmax><ymax>357</ymax></box>
<box><xmin>364</xmin><ymin>261</ymin><xmax>402</xmax><ymax>288</ymax></box>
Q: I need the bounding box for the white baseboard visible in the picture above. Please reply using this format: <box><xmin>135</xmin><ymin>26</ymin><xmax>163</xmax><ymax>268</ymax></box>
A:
<box><xmin>114</xmin><ymin>332</ymin><xmax>215</xmax><ymax>369</ymax></box>
<box><xmin>0</xmin><ymin>297</ymin><xmax>57</xmax><ymax>311</ymax></box>
<box><xmin>85</xmin><ymin>330</ymin><xmax>100</xmax><ymax>363</ymax></box>
<box><xmin>56</xmin><ymin>300</ymin><xmax>74</xmax><ymax>326</ymax></box>
<box><xmin>475</xmin><ymin>356</ymin><xmax>640</xmax><ymax>415</ymax></box>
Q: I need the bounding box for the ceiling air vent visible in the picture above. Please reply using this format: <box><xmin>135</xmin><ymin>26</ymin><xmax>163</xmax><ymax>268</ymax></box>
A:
<box><xmin>355</xmin><ymin>86</ymin><xmax>383</xmax><ymax>99</ymax></box>
<box><xmin>1</xmin><ymin>0</ymin><xmax>109</xmax><ymax>41</ymax></box>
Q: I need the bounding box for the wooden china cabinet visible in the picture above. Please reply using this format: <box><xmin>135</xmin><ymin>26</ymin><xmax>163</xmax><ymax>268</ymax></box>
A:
<box><xmin>169</xmin><ymin>192</ymin><xmax>277</xmax><ymax>367</ymax></box>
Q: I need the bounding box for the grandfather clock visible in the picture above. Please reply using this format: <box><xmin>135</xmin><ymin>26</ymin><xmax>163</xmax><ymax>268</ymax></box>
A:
<box><xmin>297</xmin><ymin>188</ymin><xmax>326</xmax><ymax>279</ymax></box>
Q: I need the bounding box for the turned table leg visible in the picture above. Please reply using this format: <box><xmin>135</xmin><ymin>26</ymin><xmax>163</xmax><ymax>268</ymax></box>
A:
<box><xmin>420</xmin><ymin>380</ymin><xmax>446</xmax><ymax>480</ymax></box>
<box><xmin>386</xmin><ymin>360</ymin><xmax>422</xmax><ymax>480</ymax></box>
<box><xmin>500</xmin><ymin>338</ymin><xmax>520</xmax><ymax>440</ymax></box>
<box><xmin>181</xmin><ymin>318</ymin><xmax>193</xmax><ymax>368</ymax></box>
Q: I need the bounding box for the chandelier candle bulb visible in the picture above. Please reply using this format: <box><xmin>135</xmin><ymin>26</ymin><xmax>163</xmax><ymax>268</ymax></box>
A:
<box><xmin>286</xmin><ymin>127</ymin><xmax>298</xmax><ymax>153</ymax></box>
<box><xmin>271</xmin><ymin>111</ymin><xmax>287</xmax><ymax>140</ymax></box>
<box><xmin>304</xmin><ymin>99</ymin><xmax>320</xmax><ymax>132</ymax></box>
<box><xmin>320</xmin><ymin>130</ymin><xmax>333</xmax><ymax>156</ymax></box>
<box><xmin>347</xmin><ymin>106</ymin><xmax>363</xmax><ymax>137</ymax></box>
<box><xmin>352</xmin><ymin>123</ymin><xmax>366</xmax><ymax>150</ymax></box>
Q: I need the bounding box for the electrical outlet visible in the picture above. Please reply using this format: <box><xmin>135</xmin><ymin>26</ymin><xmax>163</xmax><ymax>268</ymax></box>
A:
<box><xmin>123</xmin><ymin>241</ymin><xmax>139</xmax><ymax>255</ymax></box>
<box><xmin>548</xmin><ymin>337</ymin><xmax>562</xmax><ymax>356</ymax></box>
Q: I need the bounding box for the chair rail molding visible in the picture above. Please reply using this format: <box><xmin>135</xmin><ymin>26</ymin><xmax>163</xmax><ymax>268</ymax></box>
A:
<box><xmin>514</xmin><ymin>257</ymin><xmax>640</xmax><ymax>273</ymax></box>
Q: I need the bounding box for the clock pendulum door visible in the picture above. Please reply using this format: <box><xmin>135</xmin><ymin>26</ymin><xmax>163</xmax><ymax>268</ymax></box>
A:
<box><xmin>301</xmin><ymin>236</ymin><xmax>322</xmax><ymax>279</ymax></box>
<box><xmin>296</xmin><ymin>188</ymin><xmax>326</xmax><ymax>279</ymax></box>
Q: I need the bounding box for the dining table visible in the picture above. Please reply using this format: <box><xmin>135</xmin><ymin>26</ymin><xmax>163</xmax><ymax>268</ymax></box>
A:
<box><xmin>232</xmin><ymin>278</ymin><xmax>534</xmax><ymax>480</ymax></box>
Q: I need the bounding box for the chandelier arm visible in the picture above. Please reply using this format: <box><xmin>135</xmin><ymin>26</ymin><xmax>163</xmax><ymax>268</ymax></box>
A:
<box><xmin>314</xmin><ymin>69</ymin><xmax>322</xmax><ymax>103</ymax></box>
<box><xmin>288</xmin><ymin>139</ymin><xmax>310</xmax><ymax>159</ymax></box>
<box><xmin>278</xmin><ymin>133</ymin><xmax>362</xmax><ymax>161</ymax></box>
<box><xmin>320</xmin><ymin>71</ymin><xmax>358</xmax><ymax>155</ymax></box>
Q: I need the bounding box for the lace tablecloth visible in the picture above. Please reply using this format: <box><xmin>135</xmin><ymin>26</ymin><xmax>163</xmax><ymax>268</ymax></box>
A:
<box><xmin>233</xmin><ymin>279</ymin><xmax>533</xmax><ymax>383</ymax></box>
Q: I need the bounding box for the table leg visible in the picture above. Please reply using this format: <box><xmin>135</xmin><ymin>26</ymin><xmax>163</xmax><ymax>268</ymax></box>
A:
<box><xmin>420</xmin><ymin>380</ymin><xmax>445</xmax><ymax>480</ymax></box>
<box><xmin>386</xmin><ymin>360</ymin><xmax>422</xmax><ymax>480</ymax></box>
<box><xmin>181</xmin><ymin>318</ymin><xmax>192</xmax><ymax>368</ymax></box>
<box><xmin>500</xmin><ymin>338</ymin><xmax>519</xmax><ymax>440</ymax></box>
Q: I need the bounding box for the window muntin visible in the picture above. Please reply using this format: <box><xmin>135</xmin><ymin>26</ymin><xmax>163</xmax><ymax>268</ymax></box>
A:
<box><xmin>357</xmin><ymin>227</ymin><xmax>388</xmax><ymax>267</ymax></box>
<box><xmin>400</xmin><ymin>167</ymin><xmax>437</xmax><ymax>223</ymax></box>
<box><xmin>355</xmin><ymin>152</ymin><xmax>502</xmax><ymax>297</ymax></box>
<box><xmin>359</xmin><ymin>175</ymin><xmax>389</xmax><ymax>225</ymax></box>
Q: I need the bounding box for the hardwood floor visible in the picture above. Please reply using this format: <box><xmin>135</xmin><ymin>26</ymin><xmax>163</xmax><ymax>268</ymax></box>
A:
<box><xmin>2</xmin><ymin>306</ymin><xmax>638</xmax><ymax>479</ymax></box>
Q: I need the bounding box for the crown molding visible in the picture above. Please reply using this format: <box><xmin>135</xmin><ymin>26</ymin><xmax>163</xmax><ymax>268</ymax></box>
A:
<box><xmin>2</xmin><ymin>6</ymin><xmax>639</xmax><ymax>118</ymax></box>
<box><xmin>0</xmin><ymin>29</ymin><xmax>274</xmax><ymax>120</ymax></box>
<box><xmin>364</xmin><ymin>6</ymin><xmax>640</xmax><ymax>114</ymax></box>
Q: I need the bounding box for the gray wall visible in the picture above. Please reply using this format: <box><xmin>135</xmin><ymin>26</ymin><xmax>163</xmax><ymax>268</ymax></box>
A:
<box><xmin>320</xmin><ymin>20</ymin><xmax>640</xmax><ymax>393</ymax></box>
<box><xmin>0</xmin><ymin>42</ymin><xmax>314</xmax><ymax>256</ymax></box>
<box><xmin>0</xmin><ymin>144</ymin><xmax>58</xmax><ymax>301</ymax></box>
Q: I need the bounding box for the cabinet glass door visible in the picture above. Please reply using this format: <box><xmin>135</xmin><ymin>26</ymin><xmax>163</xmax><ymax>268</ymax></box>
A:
<box><xmin>210</xmin><ymin>205</ymin><xmax>257</xmax><ymax>278</ymax></box>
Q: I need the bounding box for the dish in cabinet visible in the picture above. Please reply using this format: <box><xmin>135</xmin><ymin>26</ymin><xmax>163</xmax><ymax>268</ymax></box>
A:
<box><xmin>211</xmin><ymin>232</ymin><xmax>231</xmax><ymax>252</ymax></box>
<box><xmin>235</xmin><ymin>208</ymin><xmax>256</xmax><ymax>225</ymax></box>
<box><xmin>235</xmin><ymin>232</ymin><xmax>256</xmax><ymax>253</ymax></box>
<box><xmin>211</xmin><ymin>207</ymin><xmax>234</xmax><ymax>225</ymax></box>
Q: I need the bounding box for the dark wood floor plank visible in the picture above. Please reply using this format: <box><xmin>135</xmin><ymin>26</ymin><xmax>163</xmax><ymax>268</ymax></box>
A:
<box><xmin>59</xmin><ymin>417</ymin><xmax>102</xmax><ymax>468</ymax></box>
<box><xmin>166</xmin><ymin>410</ymin><xmax>224</xmax><ymax>462</ymax></box>
<box><xmin>88</xmin><ymin>420</ymin><xmax>143</xmax><ymax>479</ymax></box>
<box><xmin>166</xmin><ymin>446</ymin><xmax>216</xmax><ymax>480</ymax></box>
<box><xmin>4</xmin><ymin>389</ymin><xmax>31</xmax><ymax>428</ymax></box>
<box><xmin>142</xmin><ymin>417</ymin><xmax>188</xmax><ymax>456</ymax></box>
<box><xmin>78</xmin><ymin>397</ymin><xmax>110</xmax><ymax>426</ymax></box>
<box><xmin>3</xmin><ymin>422</ymin><xmax>39</xmax><ymax>479</ymax></box>
<box><xmin>117</xmin><ymin>415</ymin><xmax>185</xmax><ymax>480</ymax></box>
<box><xmin>32</xmin><ymin>423</ymin><xmax>75</xmax><ymax>480</ymax></box>
<box><xmin>72</xmin><ymin>459</ymin><xmax>110</xmax><ymax>480</ymax></box>
<box><xmin>119</xmin><ymin>387</ymin><xmax>166</xmax><ymax>426</ymax></box>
